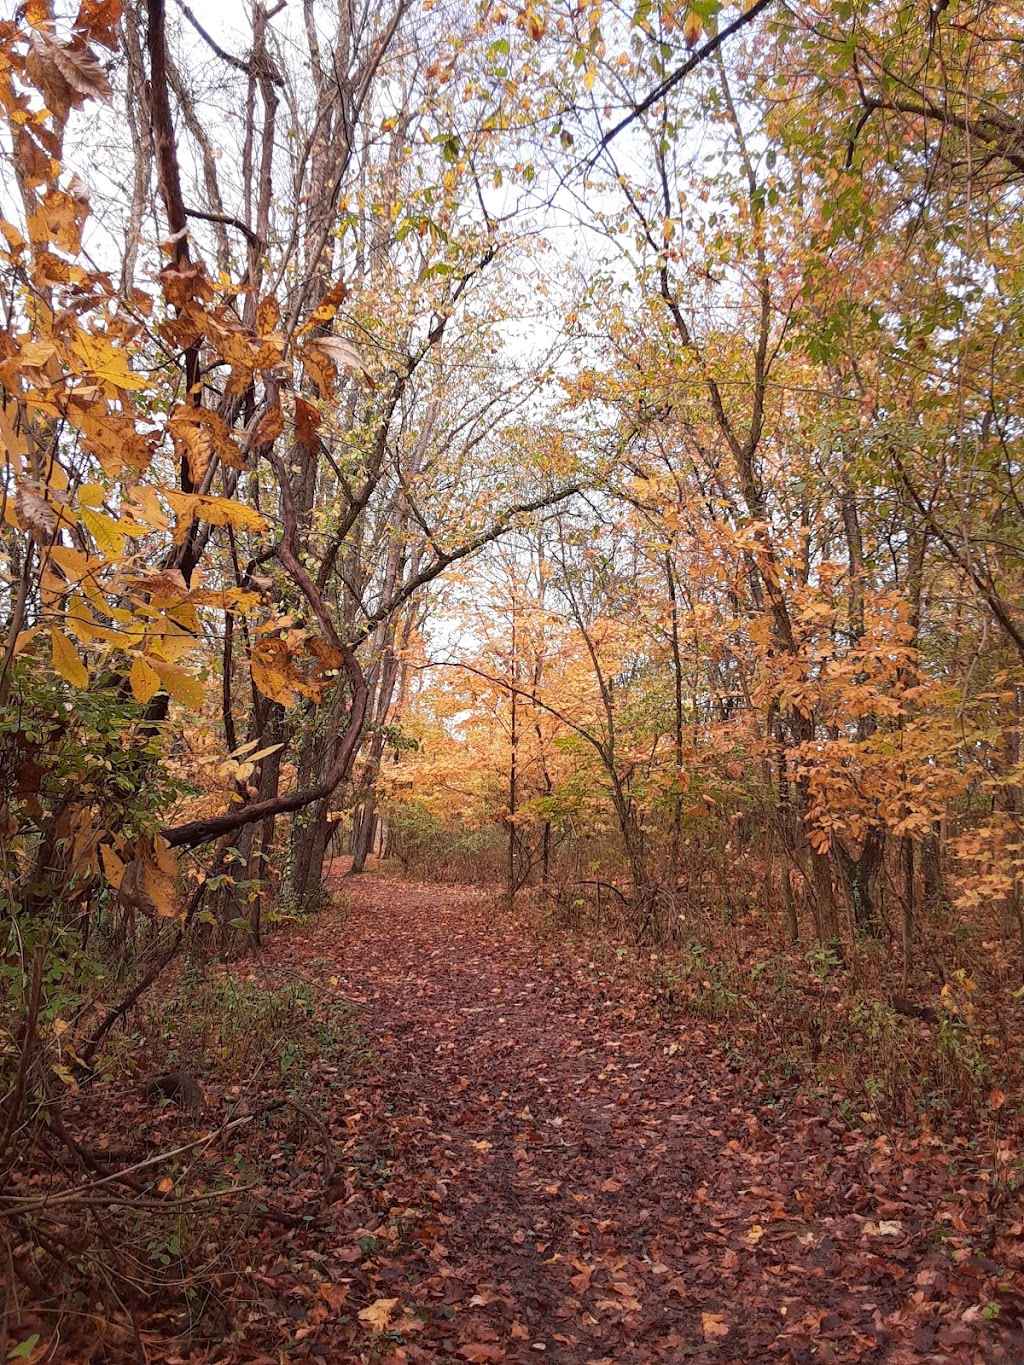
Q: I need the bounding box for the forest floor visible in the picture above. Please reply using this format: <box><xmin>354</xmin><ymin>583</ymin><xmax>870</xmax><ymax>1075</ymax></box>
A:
<box><xmin>223</xmin><ymin>871</ymin><xmax>1023</xmax><ymax>1365</ymax></box>
<box><xmin>32</xmin><ymin>873</ymin><xmax>1024</xmax><ymax>1364</ymax></box>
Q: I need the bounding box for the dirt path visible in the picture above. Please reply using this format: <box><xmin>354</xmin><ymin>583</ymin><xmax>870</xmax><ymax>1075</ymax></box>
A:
<box><xmin>260</xmin><ymin>877</ymin><xmax>1019</xmax><ymax>1364</ymax></box>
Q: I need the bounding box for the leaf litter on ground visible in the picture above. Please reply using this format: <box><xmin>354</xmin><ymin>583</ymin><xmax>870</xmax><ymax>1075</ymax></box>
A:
<box><xmin>39</xmin><ymin>873</ymin><xmax>1024</xmax><ymax>1362</ymax></box>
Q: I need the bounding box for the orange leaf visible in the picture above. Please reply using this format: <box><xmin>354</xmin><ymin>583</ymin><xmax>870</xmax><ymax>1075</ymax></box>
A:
<box><xmin>701</xmin><ymin>1313</ymin><xmax>729</xmax><ymax>1340</ymax></box>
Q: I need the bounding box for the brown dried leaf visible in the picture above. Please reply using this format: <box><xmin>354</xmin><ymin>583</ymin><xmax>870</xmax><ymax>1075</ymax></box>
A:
<box><xmin>27</xmin><ymin>31</ymin><xmax>112</xmax><ymax>121</ymax></box>
<box><xmin>15</xmin><ymin>486</ymin><xmax>57</xmax><ymax>543</ymax></box>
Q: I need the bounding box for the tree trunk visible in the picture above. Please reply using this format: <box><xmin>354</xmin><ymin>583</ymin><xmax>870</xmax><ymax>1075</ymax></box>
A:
<box><xmin>834</xmin><ymin>826</ymin><xmax>887</xmax><ymax>936</ymax></box>
<box><xmin>351</xmin><ymin>800</ymin><xmax>377</xmax><ymax>873</ymax></box>
<box><xmin>506</xmin><ymin>651</ymin><xmax>518</xmax><ymax>913</ymax></box>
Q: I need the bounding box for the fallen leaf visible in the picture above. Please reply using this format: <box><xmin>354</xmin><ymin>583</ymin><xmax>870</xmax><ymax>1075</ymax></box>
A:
<box><xmin>319</xmin><ymin>1282</ymin><xmax>349</xmax><ymax>1311</ymax></box>
<box><xmin>358</xmin><ymin>1297</ymin><xmax>399</xmax><ymax>1332</ymax></box>
<box><xmin>701</xmin><ymin>1313</ymin><xmax>729</xmax><ymax>1340</ymax></box>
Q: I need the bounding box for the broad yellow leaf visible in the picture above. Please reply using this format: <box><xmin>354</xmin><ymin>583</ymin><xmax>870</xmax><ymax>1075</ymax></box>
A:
<box><xmin>123</xmin><ymin>484</ymin><xmax>169</xmax><ymax>530</ymax></box>
<box><xmin>141</xmin><ymin>837</ymin><xmax>179</xmax><ymax>917</ymax></box>
<box><xmin>251</xmin><ymin>637</ymin><xmax>301</xmax><ymax>705</ymax></box>
<box><xmin>100</xmin><ymin>844</ymin><xmax>126</xmax><ymax>889</ymax></box>
<box><xmin>78</xmin><ymin>482</ymin><xmax>105</xmax><ymax>507</ymax></box>
<box><xmin>249</xmin><ymin>402</ymin><xmax>284</xmax><ymax>447</ymax></box>
<box><xmin>228</xmin><ymin>739</ymin><xmax>260</xmax><ymax>757</ymax></box>
<box><xmin>299</xmin><ymin>277</ymin><xmax>347</xmax><ymax>334</ymax></box>
<box><xmin>48</xmin><ymin>547</ymin><xmax>93</xmax><ymax>589</ymax></box>
<box><xmin>66</xmin><ymin>592</ymin><xmax>102</xmax><ymax>643</ymax></box>
<box><xmin>14</xmin><ymin>338</ymin><xmax>58</xmax><ymax>370</ymax></box>
<box><xmin>80</xmin><ymin>504</ymin><xmax>126</xmax><ymax>556</ymax></box>
<box><xmin>251</xmin><ymin>661</ymin><xmax>297</xmax><ymax>706</ymax></box>
<box><xmin>164</xmin><ymin>492</ymin><xmax>268</xmax><ymax>545</ymax></box>
<box><xmin>151</xmin><ymin>660</ymin><xmax>205</xmax><ymax>709</ymax></box>
<box><xmin>50</xmin><ymin>627</ymin><xmax>88</xmax><ymax>688</ymax></box>
<box><xmin>70</xmin><ymin>330</ymin><xmax>147</xmax><ymax>390</ymax></box>
<box><xmin>14</xmin><ymin>626</ymin><xmax>40</xmax><ymax>655</ymax></box>
<box><xmin>129</xmin><ymin>655</ymin><xmax>161</xmax><ymax>704</ymax></box>
<box><xmin>255</xmin><ymin>296</ymin><xmax>280</xmax><ymax>335</ymax></box>
<box><xmin>357</xmin><ymin>1298</ymin><xmax>399</xmax><ymax>1332</ymax></box>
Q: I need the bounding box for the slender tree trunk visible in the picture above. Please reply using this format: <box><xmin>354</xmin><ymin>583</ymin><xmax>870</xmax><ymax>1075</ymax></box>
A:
<box><xmin>901</xmin><ymin>835</ymin><xmax>914</xmax><ymax>985</ymax></box>
<box><xmin>665</xmin><ymin>550</ymin><xmax>686</xmax><ymax>902</ymax></box>
<box><xmin>505</xmin><ymin>612</ymin><xmax>519</xmax><ymax>913</ymax></box>
<box><xmin>351</xmin><ymin>798</ymin><xmax>377</xmax><ymax>873</ymax></box>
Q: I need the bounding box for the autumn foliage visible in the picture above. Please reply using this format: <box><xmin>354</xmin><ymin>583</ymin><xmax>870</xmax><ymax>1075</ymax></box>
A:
<box><xmin>2</xmin><ymin>0</ymin><xmax>1024</xmax><ymax>1358</ymax></box>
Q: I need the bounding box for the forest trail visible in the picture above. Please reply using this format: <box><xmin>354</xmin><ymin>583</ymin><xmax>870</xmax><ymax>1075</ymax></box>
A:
<box><xmin>258</xmin><ymin>876</ymin><xmax>1018</xmax><ymax>1364</ymax></box>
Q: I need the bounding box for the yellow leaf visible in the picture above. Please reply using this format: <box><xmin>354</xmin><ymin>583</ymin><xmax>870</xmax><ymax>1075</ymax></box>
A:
<box><xmin>13</xmin><ymin>337</ymin><xmax>58</xmax><ymax>371</ymax></box>
<box><xmin>66</xmin><ymin>592</ymin><xmax>102</xmax><ymax>643</ymax></box>
<box><xmin>142</xmin><ymin>837</ymin><xmax>179</xmax><ymax>917</ymax></box>
<box><xmin>151</xmin><ymin>660</ymin><xmax>205</xmax><ymax>709</ymax></box>
<box><xmin>249</xmin><ymin>402</ymin><xmax>284</xmax><ymax>447</ymax></box>
<box><xmin>26</xmin><ymin>186</ymin><xmax>88</xmax><ymax>252</ymax></box>
<box><xmin>80</xmin><ymin>504</ymin><xmax>126</xmax><ymax>556</ymax></box>
<box><xmin>48</xmin><ymin>546</ymin><xmax>92</xmax><ymax>582</ymax></box>
<box><xmin>129</xmin><ymin>655</ymin><xmax>161</xmax><ymax>703</ymax></box>
<box><xmin>0</xmin><ymin>400</ymin><xmax>26</xmax><ymax>469</ymax></box>
<box><xmin>255</xmin><ymin>296</ymin><xmax>281</xmax><ymax>336</ymax></box>
<box><xmin>148</xmin><ymin>624</ymin><xmax>193</xmax><ymax>662</ymax></box>
<box><xmin>189</xmin><ymin>586</ymin><xmax>261</xmax><ymax>611</ymax></box>
<box><xmin>684</xmin><ymin>9</ymin><xmax>703</xmax><ymax>46</ymax></box>
<box><xmin>357</xmin><ymin>1298</ymin><xmax>399</xmax><ymax>1332</ymax></box>
<box><xmin>167</xmin><ymin>601</ymin><xmax>201</xmax><ymax>634</ymax></box>
<box><xmin>299</xmin><ymin>277</ymin><xmax>347</xmax><ymax>334</ymax></box>
<box><xmin>50</xmin><ymin>627</ymin><xmax>89</xmax><ymax>688</ymax></box>
<box><xmin>70</xmin><ymin>330</ymin><xmax>147</xmax><ymax>391</ymax></box>
<box><xmin>78</xmin><ymin>482</ymin><xmax>106</xmax><ymax>507</ymax></box>
<box><xmin>124</xmin><ymin>484</ymin><xmax>169</xmax><ymax>530</ymax></box>
<box><xmin>251</xmin><ymin>637</ymin><xmax>300</xmax><ymax>706</ymax></box>
<box><xmin>14</xmin><ymin>626</ymin><xmax>41</xmax><ymax>655</ymax></box>
<box><xmin>129</xmin><ymin>568</ymin><xmax>189</xmax><ymax>602</ymax></box>
<box><xmin>168</xmin><ymin>414</ymin><xmax>213</xmax><ymax>484</ymax></box>
<box><xmin>100</xmin><ymin>844</ymin><xmax>126</xmax><ymax>889</ymax></box>
<box><xmin>247</xmin><ymin>743</ymin><xmax>284</xmax><ymax>763</ymax></box>
<box><xmin>164</xmin><ymin>492</ymin><xmax>268</xmax><ymax>545</ymax></box>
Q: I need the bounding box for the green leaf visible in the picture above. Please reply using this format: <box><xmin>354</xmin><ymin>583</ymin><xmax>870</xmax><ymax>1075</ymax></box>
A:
<box><xmin>8</xmin><ymin>1335</ymin><xmax>41</xmax><ymax>1362</ymax></box>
